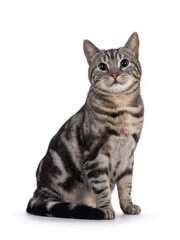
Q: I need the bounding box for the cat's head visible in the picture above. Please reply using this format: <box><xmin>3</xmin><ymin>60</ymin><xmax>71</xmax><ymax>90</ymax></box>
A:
<box><xmin>83</xmin><ymin>32</ymin><xmax>141</xmax><ymax>95</ymax></box>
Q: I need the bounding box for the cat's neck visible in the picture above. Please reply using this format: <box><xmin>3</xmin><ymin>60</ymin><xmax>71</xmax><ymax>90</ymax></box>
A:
<box><xmin>87</xmin><ymin>87</ymin><xmax>141</xmax><ymax>109</ymax></box>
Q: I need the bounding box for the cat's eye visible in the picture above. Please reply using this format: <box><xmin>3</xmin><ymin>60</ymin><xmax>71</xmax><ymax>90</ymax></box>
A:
<box><xmin>98</xmin><ymin>63</ymin><xmax>108</xmax><ymax>71</ymax></box>
<box><xmin>120</xmin><ymin>59</ymin><xmax>129</xmax><ymax>68</ymax></box>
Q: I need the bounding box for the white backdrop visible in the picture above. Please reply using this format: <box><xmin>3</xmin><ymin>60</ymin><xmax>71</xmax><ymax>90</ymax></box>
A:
<box><xmin>1</xmin><ymin>0</ymin><xmax>180</xmax><ymax>239</ymax></box>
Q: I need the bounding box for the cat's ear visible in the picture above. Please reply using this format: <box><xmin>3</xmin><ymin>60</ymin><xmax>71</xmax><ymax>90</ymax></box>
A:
<box><xmin>83</xmin><ymin>40</ymin><xmax>100</xmax><ymax>64</ymax></box>
<box><xmin>124</xmin><ymin>32</ymin><xmax>139</xmax><ymax>58</ymax></box>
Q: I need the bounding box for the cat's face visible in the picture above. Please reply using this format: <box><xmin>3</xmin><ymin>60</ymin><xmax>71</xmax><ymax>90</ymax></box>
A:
<box><xmin>83</xmin><ymin>33</ymin><xmax>141</xmax><ymax>95</ymax></box>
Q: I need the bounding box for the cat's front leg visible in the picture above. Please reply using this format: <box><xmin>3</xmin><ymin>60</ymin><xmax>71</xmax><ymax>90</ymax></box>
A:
<box><xmin>117</xmin><ymin>156</ymin><xmax>141</xmax><ymax>214</ymax></box>
<box><xmin>84</xmin><ymin>151</ymin><xmax>115</xmax><ymax>220</ymax></box>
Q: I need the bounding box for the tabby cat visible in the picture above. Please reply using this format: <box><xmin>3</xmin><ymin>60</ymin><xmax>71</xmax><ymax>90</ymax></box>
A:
<box><xmin>27</xmin><ymin>32</ymin><xmax>144</xmax><ymax>220</ymax></box>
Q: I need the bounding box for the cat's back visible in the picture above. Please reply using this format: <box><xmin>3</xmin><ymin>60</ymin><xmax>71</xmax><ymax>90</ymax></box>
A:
<box><xmin>36</xmin><ymin>107</ymin><xmax>85</xmax><ymax>189</ymax></box>
<box><xmin>48</xmin><ymin>106</ymin><xmax>85</xmax><ymax>151</ymax></box>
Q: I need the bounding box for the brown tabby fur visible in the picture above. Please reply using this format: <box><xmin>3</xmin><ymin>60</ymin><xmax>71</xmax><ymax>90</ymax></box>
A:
<box><xmin>27</xmin><ymin>32</ymin><xmax>144</xmax><ymax>220</ymax></box>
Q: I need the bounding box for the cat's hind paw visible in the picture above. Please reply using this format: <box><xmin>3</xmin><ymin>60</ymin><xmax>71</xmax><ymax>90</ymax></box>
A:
<box><xmin>123</xmin><ymin>204</ymin><xmax>141</xmax><ymax>215</ymax></box>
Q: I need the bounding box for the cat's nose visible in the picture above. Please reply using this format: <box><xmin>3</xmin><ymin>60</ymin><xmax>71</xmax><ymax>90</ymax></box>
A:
<box><xmin>111</xmin><ymin>73</ymin><xmax>119</xmax><ymax>80</ymax></box>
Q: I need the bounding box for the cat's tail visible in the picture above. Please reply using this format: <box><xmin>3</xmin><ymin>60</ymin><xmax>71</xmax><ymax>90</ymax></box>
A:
<box><xmin>26</xmin><ymin>198</ymin><xmax>105</xmax><ymax>220</ymax></box>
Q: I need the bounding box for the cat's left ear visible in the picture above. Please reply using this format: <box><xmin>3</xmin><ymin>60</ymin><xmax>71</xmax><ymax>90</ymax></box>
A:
<box><xmin>83</xmin><ymin>40</ymin><xmax>100</xmax><ymax>64</ymax></box>
<box><xmin>124</xmin><ymin>32</ymin><xmax>139</xmax><ymax>58</ymax></box>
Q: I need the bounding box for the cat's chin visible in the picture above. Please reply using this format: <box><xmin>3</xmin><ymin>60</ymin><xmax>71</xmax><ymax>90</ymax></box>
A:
<box><xmin>109</xmin><ymin>82</ymin><xmax>125</xmax><ymax>93</ymax></box>
<box><xmin>102</xmin><ymin>83</ymin><xmax>130</xmax><ymax>94</ymax></box>
<box><xmin>99</xmin><ymin>78</ymin><xmax>134</xmax><ymax>94</ymax></box>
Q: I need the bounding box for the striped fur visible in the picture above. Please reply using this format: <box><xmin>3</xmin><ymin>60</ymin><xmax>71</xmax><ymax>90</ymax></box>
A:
<box><xmin>27</xmin><ymin>32</ymin><xmax>144</xmax><ymax>220</ymax></box>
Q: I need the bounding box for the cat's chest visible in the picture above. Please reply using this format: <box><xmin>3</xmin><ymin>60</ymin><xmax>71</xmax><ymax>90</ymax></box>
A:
<box><xmin>107</xmin><ymin>111</ymin><xmax>142</xmax><ymax>135</ymax></box>
<box><xmin>108</xmin><ymin>134</ymin><xmax>135</xmax><ymax>163</ymax></box>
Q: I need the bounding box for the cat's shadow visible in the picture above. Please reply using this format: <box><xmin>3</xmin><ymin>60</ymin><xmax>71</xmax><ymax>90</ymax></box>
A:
<box><xmin>115</xmin><ymin>212</ymin><xmax>142</xmax><ymax>222</ymax></box>
<box><xmin>24</xmin><ymin>211</ymin><xmax>142</xmax><ymax>224</ymax></box>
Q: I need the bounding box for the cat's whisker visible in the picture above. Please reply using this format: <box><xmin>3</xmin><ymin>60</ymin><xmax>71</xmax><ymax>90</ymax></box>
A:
<box><xmin>89</xmin><ymin>81</ymin><xmax>105</xmax><ymax>99</ymax></box>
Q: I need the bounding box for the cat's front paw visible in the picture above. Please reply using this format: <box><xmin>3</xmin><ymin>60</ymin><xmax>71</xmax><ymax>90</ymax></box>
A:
<box><xmin>101</xmin><ymin>208</ymin><xmax>115</xmax><ymax>220</ymax></box>
<box><xmin>122</xmin><ymin>204</ymin><xmax>141</xmax><ymax>215</ymax></box>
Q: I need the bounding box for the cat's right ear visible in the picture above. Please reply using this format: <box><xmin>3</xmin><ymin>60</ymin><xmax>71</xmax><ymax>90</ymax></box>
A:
<box><xmin>124</xmin><ymin>32</ymin><xmax>140</xmax><ymax>58</ymax></box>
<box><xmin>83</xmin><ymin>40</ymin><xmax>100</xmax><ymax>65</ymax></box>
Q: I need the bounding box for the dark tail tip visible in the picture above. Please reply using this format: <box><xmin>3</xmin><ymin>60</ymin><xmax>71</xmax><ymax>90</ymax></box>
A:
<box><xmin>51</xmin><ymin>203</ymin><xmax>105</xmax><ymax>220</ymax></box>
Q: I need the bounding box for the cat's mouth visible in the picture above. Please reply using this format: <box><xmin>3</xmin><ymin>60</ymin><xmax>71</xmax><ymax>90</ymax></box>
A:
<box><xmin>109</xmin><ymin>80</ymin><xmax>126</xmax><ymax>87</ymax></box>
<box><xmin>99</xmin><ymin>76</ymin><xmax>132</xmax><ymax>93</ymax></box>
<box><xmin>102</xmin><ymin>77</ymin><xmax>132</xmax><ymax>93</ymax></box>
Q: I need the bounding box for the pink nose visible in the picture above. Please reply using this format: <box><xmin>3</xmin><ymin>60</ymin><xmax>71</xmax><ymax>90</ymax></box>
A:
<box><xmin>111</xmin><ymin>73</ymin><xmax>119</xmax><ymax>80</ymax></box>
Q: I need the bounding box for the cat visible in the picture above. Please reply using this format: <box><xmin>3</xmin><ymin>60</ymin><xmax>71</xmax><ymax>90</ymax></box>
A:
<box><xmin>26</xmin><ymin>32</ymin><xmax>144</xmax><ymax>220</ymax></box>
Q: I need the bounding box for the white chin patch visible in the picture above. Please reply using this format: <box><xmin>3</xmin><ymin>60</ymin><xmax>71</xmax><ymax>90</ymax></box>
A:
<box><xmin>108</xmin><ymin>82</ymin><xmax>131</xmax><ymax>93</ymax></box>
<box><xmin>109</xmin><ymin>83</ymin><xmax>125</xmax><ymax>93</ymax></box>
<box><xmin>102</xmin><ymin>75</ymin><xmax>133</xmax><ymax>93</ymax></box>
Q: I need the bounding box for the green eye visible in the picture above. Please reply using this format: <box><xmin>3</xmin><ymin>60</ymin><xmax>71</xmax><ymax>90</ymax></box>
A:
<box><xmin>120</xmin><ymin>59</ymin><xmax>129</xmax><ymax>68</ymax></box>
<box><xmin>98</xmin><ymin>63</ymin><xmax>108</xmax><ymax>71</ymax></box>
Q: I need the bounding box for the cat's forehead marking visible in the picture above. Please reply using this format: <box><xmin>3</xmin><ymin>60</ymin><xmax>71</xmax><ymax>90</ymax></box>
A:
<box><xmin>104</xmin><ymin>49</ymin><xmax>120</xmax><ymax>60</ymax></box>
<box><xmin>100</xmin><ymin>49</ymin><xmax>120</xmax><ymax>63</ymax></box>
<box><xmin>100</xmin><ymin>48</ymin><xmax>136</xmax><ymax>64</ymax></box>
